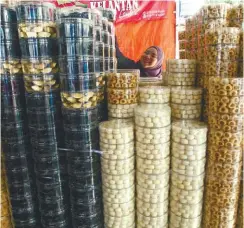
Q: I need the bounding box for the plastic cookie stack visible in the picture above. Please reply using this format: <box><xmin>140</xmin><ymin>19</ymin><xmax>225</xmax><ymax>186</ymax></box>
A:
<box><xmin>1</xmin><ymin>4</ymin><xmax>40</xmax><ymax>228</ymax></box>
<box><xmin>107</xmin><ymin>70</ymin><xmax>139</xmax><ymax>121</ymax></box>
<box><xmin>203</xmin><ymin>77</ymin><xmax>243</xmax><ymax>228</ymax></box>
<box><xmin>135</xmin><ymin>105</ymin><xmax>171</xmax><ymax>228</ymax></box>
<box><xmin>169</xmin><ymin>121</ymin><xmax>208</xmax><ymax>228</ymax></box>
<box><xmin>170</xmin><ymin>87</ymin><xmax>203</xmax><ymax>121</ymax></box>
<box><xmin>1</xmin><ymin>160</ymin><xmax>13</xmax><ymax>228</ymax></box>
<box><xmin>15</xmin><ymin>1</ymin><xmax>71</xmax><ymax>227</ymax></box>
<box><xmin>166</xmin><ymin>59</ymin><xmax>197</xmax><ymax>87</ymax></box>
<box><xmin>203</xmin><ymin>27</ymin><xmax>241</xmax><ymax>122</ymax></box>
<box><xmin>99</xmin><ymin>120</ymin><xmax>135</xmax><ymax>228</ymax></box>
<box><xmin>57</xmin><ymin>7</ymin><xmax>104</xmax><ymax>227</ymax></box>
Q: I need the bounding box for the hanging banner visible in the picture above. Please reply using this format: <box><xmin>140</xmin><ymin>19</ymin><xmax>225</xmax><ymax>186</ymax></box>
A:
<box><xmin>56</xmin><ymin>0</ymin><xmax>170</xmax><ymax>24</ymax></box>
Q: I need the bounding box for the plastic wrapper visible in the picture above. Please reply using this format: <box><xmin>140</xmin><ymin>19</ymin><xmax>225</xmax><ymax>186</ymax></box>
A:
<box><xmin>59</xmin><ymin>38</ymin><xmax>93</xmax><ymax>57</ymax></box>
<box><xmin>61</xmin><ymin>90</ymin><xmax>97</xmax><ymax>109</ymax></box>
<box><xmin>24</xmin><ymin>74</ymin><xmax>59</xmax><ymax>93</ymax></box>
<box><xmin>70</xmin><ymin>186</ymin><xmax>102</xmax><ymax>205</ymax></box>
<box><xmin>137</xmin><ymin>213</ymin><xmax>167</xmax><ymax>228</ymax></box>
<box><xmin>1</xmin><ymin>5</ymin><xmax>17</xmax><ymax>23</ymax></box>
<box><xmin>0</xmin><ymin>59</ymin><xmax>22</xmax><ymax>74</ymax></box>
<box><xmin>102</xmin><ymin>185</ymin><xmax>135</xmax><ymax>204</ymax></box>
<box><xmin>94</xmin><ymin>27</ymin><xmax>102</xmax><ymax>42</ymax></box>
<box><xmin>1</xmin><ymin>22</ymin><xmax>19</xmax><ymax>40</ymax></box>
<box><xmin>208</xmin><ymin>112</ymin><xmax>243</xmax><ymax>132</ymax></box>
<box><xmin>21</xmin><ymin>58</ymin><xmax>58</xmax><ymax>75</ymax></box>
<box><xmin>102</xmin><ymin>8</ymin><xmax>116</xmax><ymax>22</ymax></box>
<box><xmin>1</xmin><ymin>74</ymin><xmax>25</xmax><ymax>95</ymax></box>
<box><xmin>168</xmin><ymin>73</ymin><xmax>196</xmax><ymax>86</ymax></box>
<box><xmin>58</xmin><ymin>18</ymin><xmax>93</xmax><ymax>38</ymax></box>
<box><xmin>60</xmin><ymin>75</ymin><xmax>97</xmax><ymax>92</ymax></box>
<box><xmin>170</xmin><ymin>212</ymin><xmax>202</xmax><ymax>228</ymax></box>
<box><xmin>206</xmin><ymin>45</ymin><xmax>240</xmax><ymax>61</ymax></box>
<box><xmin>172</xmin><ymin>121</ymin><xmax>207</xmax><ymax>145</ymax></box>
<box><xmin>109</xmin><ymin>57</ymin><xmax>117</xmax><ymax>71</ymax></box>
<box><xmin>72</xmin><ymin>212</ymin><xmax>103</xmax><ymax>228</ymax></box>
<box><xmin>205</xmin><ymin>27</ymin><xmax>240</xmax><ymax>46</ymax></box>
<box><xmin>139</xmin><ymin>86</ymin><xmax>170</xmax><ymax>104</ymax></box>
<box><xmin>209</xmin><ymin>77</ymin><xmax>244</xmax><ymax>96</ymax></box>
<box><xmin>135</xmin><ymin>104</ymin><xmax>171</xmax><ymax>128</ymax></box>
<box><xmin>0</xmin><ymin>40</ymin><xmax>21</xmax><ymax>59</ymax></box>
<box><xmin>137</xmin><ymin>156</ymin><xmax>170</xmax><ymax>175</ymax></box>
<box><xmin>139</xmin><ymin>78</ymin><xmax>163</xmax><ymax>87</ymax></box>
<box><xmin>137</xmin><ymin>198</ymin><xmax>168</xmax><ymax>217</ymax></box>
<box><xmin>201</xmin><ymin>3</ymin><xmax>230</xmax><ymax>19</ymax></box>
<box><xmin>171</xmin><ymin>171</ymin><xmax>205</xmax><ymax>191</ymax></box>
<box><xmin>110</xmin><ymin>46</ymin><xmax>116</xmax><ymax>58</ymax></box>
<box><xmin>15</xmin><ymin>1</ymin><xmax>56</xmax><ymax>22</ymax></box>
<box><xmin>2</xmin><ymin>122</ymin><xmax>28</xmax><ymax>142</ymax></box>
<box><xmin>167</xmin><ymin>59</ymin><xmax>196</xmax><ymax>73</ymax></box>
<box><xmin>108</xmin><ymin>103</ymin><xmax>137</xmax><ymax>119</ymax></box>
<box><xmin>104</xmin><ymin>211</ymin><xmax>135</xmax><ymax>228</ymax></box>
<box><xmin>171</xmin><ymin>87</ymin><xmax>202</xmax><ymax>105</ymax></box>
<box><xmin>62</xmin><ymin>106</ymin><xmax>98</xmax><ymax>128</ymax></box>
<box><xmin>101</xmin><ymin>156</ymin><xmax>134</xmax><ymax>175</ymax></box>
<box><xmin>99</xmin><ymin>120</ymin><xmax>134</xmax><ymax>145</ymax></box>
<box><xmin>104</xmin><ymin>199</ymin><xmax>134</xmax><ymax>217</ymax></box>
<box><xmin>104</xmin><ymin>45</ymin><xmax>110</xmax><ymax>58</ymax></box>
<box><xmin>171</xmin><ymin>156</ymin><xmax>206</xmax><ymax>176</ymax></box>
<box><xmin>135</xmin><ymin>124</ymin><xmax>171</xmax><ymax>145</ymax></box>
<box><xmin>59</xmin><ymin>57</ymin><xmax>95</xmax><ymax>75</ymax></box>
<box><xmin>100</xmin><ymin>141</ymin><xmax>134</xmax><ymax>160</ymax></box>
<box><xmin>171</xmin><ymin>103</ymin><xmax>201</xmax><ymax>120</ymax></box>
<box><xmin>137</xmin><ymin>184</ymin><xmax>169</xmax><ymax>204</ymax></box>
<box><xmin>136</xmin><ymin>171</ymin><xmax>169</xmax><ymax>190</ymax></box>
<box><xmin>102</xmin><ymin>171</ymin><xmax>135</xmax><ymax>190</ymax></box>
<box><xmin>94</xmin><ymin>42</ymin><xmax>104</xmax><ymax>58</ymax></box>
<box><xmin>68</xmin><ymin>153</ymin><xmax>100</xmax><ymax>177</ymax></box>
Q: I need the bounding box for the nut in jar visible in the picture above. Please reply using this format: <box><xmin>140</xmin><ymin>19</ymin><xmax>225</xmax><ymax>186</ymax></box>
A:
<box><xmin>107</xmin><ymin>70</ymin><xmax>139</xmax><ymax>88</ymax></box>
<box><xmin>0</xmin><ymin>59</ymin><xmax>22</xmax><ymax>74</ymax></box>
<box><xmin>108</xmin><ymin>88</ymin><xmax>138</xmax><ymax>104</ymax></box>
<box><xmin>61</xmin><ymin>91</ymin><xmax>97</xmax><ymax>109</ymax></box>
<box><xmin>24</xmin><ymin>74</ymin><xmax>59</xmax><ymax>92</ymax></box>
<box><xmin>18</xmin><ymin>21</ymin><xmax>57</xmax><ymax>38</ymax></box>
<box><xmin>21</xmin><ymin>58</ymin><xmax>59</xmax><ymax>74</ymax></box>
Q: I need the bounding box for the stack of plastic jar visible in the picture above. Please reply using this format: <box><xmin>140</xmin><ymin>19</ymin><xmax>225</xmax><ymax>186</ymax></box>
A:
<box><xmin>135</xmin><ymin>105</ymin><xmax>171</xmax><ymax>228</ymax></box>
<box><xmin>107</xmin><ymin>70</ymin><xmax>139</xmax><ymax>121</ymax></box>
<box><xmin>166</xmin><ymin>59</ymin><xmax>197</xmax><ymax>87</ymax></box>
<box><xmin>203</xmin><ymin>77</ymin><xmax>243</xmax><ymax>228</ymax></box>
<box><xmin>226</xmin><ymin>3</ymin><xmax>243</xmax><ymax>28</ymax></box>
<box><xmin>139</xmin><ymin>86</ymin><xmax>170</xmax><ymax>105</ymax></box>
<box><xmin>99</xmin><ymin>120</ymin><xmax>135</xmax><ymax>228</ymax></box>
<box><xmin>14</xmin><ymin>1</ymin><xmax>70</xmax><ymax>227</ymax></box>
<box><xmin>169</xmin><ymin>120</ymin><xmax>208</xmax><ymax>228</ymax></box>
<box><xmin>1</xmin><ymin>4</ymin><xmax>40</xmax><ymax>228</ymax></box>
<box><xmin>57</xmin><ymin>7</ymin><xmax>104</xmax><ymax>227</ymax></box>
<box><xmin>203</xmin><ymin>27</ymin><xmax>241</xmax><ymax>122</ymax></box>
<box><xmin>170</xmin><ymin>87</ymin><xmax>202</xmax><ymax>121</ymax></box>
<box><xmin>1</xmin><ymin>160</ymin><xmax>13</xmax><ymax>228</ymax></box>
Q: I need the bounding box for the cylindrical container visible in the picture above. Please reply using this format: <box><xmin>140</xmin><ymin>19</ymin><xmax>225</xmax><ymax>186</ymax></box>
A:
<box><xmin>168</xmin><ymin>72</ymin><xmax>196</xmax><ymax>86</ymax></box>
<box><xmin>99</xmin><ymin>120</ymin><xmax>135</xmax><ymax>228</ymax></box>
<box><xmin>167</xmin><ymin>59</ymin><xmax>197</xmax><ymax>73</ymax></box>
<box><xmin>171</xmin><ymin>103</ymin><xmax>202</xmax><ymax>120</ymax></box>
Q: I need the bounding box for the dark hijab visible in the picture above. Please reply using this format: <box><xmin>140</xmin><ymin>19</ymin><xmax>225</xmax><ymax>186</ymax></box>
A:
<box><xmin>138</xmin><ymin>46</ymin><xmax>164</xmax><ymax>77</ymax></box>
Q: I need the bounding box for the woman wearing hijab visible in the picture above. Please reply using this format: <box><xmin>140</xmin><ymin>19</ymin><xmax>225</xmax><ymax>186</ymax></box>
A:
<box><xmin>116</xmin><ymin>41</ymin><xmax>164</xmax><ymax>77</ymax></box>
